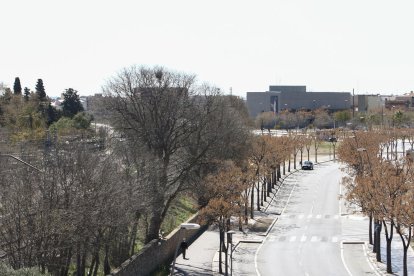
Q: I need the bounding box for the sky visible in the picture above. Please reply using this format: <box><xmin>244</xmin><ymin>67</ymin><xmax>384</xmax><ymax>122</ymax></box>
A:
<box><xmin>1</xmin><ymin>0</ymin><xmax>414</xmax><ymax>98</ymax></box>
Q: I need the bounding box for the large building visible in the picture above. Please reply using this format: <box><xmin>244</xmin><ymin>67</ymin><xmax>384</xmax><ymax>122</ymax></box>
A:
<box><xmin>246</xmin><ymin>85</ymin><xmax>351</xmax><ymax>118</ymax></box>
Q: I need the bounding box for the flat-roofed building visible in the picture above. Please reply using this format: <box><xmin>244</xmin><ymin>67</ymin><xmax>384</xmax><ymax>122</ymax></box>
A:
<box><xmin>247</xmin><ymin>85</ymin><xmax>351</xmax><ymax>118</ymax></box>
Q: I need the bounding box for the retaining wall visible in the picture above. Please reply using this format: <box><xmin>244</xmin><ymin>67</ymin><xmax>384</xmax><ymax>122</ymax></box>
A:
<box><xmin>108</xmin><ymin>214</ymin><xmax>206</xmax><ymax>276</ymax></box>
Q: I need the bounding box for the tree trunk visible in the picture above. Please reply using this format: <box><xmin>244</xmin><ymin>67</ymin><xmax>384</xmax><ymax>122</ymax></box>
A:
<box><xmin>397</xmin><ymin>226</ymin><xmax>411</xmax><ymax>276</ymax></box>
<box><xmin>267</xmin><ymin>175</ymin><xmax>271</xmax><ymax>196</ymax></box>
<box><xmin>244</xmin><ymin>196</ymin><xmax>248</xmax><ymax>225</ymax></box>
<box><xmin>256</xmin><ymin>180</ymin><xmax>260</xmax><ymax>211</ymax></box>
<box><xmin>382</xmin><ymin>220</ymin><xmax>393</xmax><ymax>274</ymax></box>
<box><xmin>277</xmin><ymin>165</ymin><xmax>281</xmax><ymax>180</ymax></box>
<box><xmin>145</xmin><ymin>208</ymin><xmax>164</xmax><ymax>243</ymax></box>
<box><xmin>238</xmin><ymin>203</ymin><xmax>243</xmax><ymax>231</ymax></box>
<box><xmin>219</xmin><ymin>229</ymin><xmax>224</xmax><ymax>274</ymax></box>
<box><xmin>260</xmin><ymin>184</ymin><xmax>263</xmax><ymax>206</ymax></box>
<box><xmin>288</xmin><ymin>156</ymin><xmax>291</xmax><ymax>172</ymax></box>
<box><xmin>129</xmin><ymin>212</ymin><xmax>140</xmax><ymax>256</ymax></box>
<box><xmin>250</xmin><ymin>186</ymin><xmax>254</xmax><ymax>219</ymax></box>
<box><xmin>369</xmin><ymin>214</ymin><xmax>373</xmax><ymax>245</ymax></box>
<box><xmin>293</xmin><ymin>153</ymin><xmax>296</xmax><ymax>169</ymax></box>
<box><xmin>103</xmin><ymin>244</ymin><xmax>111</xmax><ymax>275</ymax></box>
<box><xmin>224</xmin><ymin>232</ymin><xmax>228</xmax><ymax>276</ymax></box>
<box><xmin>76</xmin><ymin>243</ymin><xmax>84</xmax><ymax>276</ymax></box>
<box><xmin>374</xmin><ymin>221</ymin><xmax>382</xmax><ymax>261</ymax></box>
<box><xmin>93</xmin><ymin>252</ymin><xmax>100</xmax><ymax>276</ymax></box>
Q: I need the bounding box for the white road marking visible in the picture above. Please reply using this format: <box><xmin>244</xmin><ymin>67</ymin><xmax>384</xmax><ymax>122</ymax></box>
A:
<box><xmin>298</xmin><ymin>214</ymin><xmax>304</xmax><ymax>219</ymax></box>
<box><xmin>255</xmin><ymin>177</ymin><xmax>300</xmax><ymax>276</ymax></box>
<box><xmin>332</xmin><ymin>236</ymin><xmax>338</xmax><ymax>243</ymax></box>
<box><xmin>301</xmin><ymin>235</ymin><xmax>307</xmax><ymax>242</ymax></box>
<box><xmin>307</xmin><ymin>214</ymin><xmax>312</xmax><ymax>219</ymax></box>
<box><xmin>316</xmin><ymin>214</ymin><xmax>322</xmax><ymax>219</ymax></box>
<box><xmin>289</xmin><ymin>236</ymin><xmax>297</xmax><ymax>242</ymax></box>
<box><xmin>340</xmin><ymin>242</ymin><xmax>353</xmax><ymax>276</ymax></box>
<box><xmin>310</xmin><ymin>236</ymin><xmax>318</xmax><ymax>242</ymax></box>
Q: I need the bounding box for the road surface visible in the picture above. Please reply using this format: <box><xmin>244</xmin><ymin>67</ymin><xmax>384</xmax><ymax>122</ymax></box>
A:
<box><xmin>255</xmin><ymin>162</ymin><xmax>376</xmax><ymax>276</ymax></box>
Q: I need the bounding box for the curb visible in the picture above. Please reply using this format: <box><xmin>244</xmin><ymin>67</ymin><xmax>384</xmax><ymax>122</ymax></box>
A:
<box><xmin>261</xmin><ymin>218</ymin><xmax>278</xmax><ymax>237</ymax></box>
<box><xmin>362</xmin><ymin>242</ymin><xmax>383</xmax><ymax>276</ymax></box>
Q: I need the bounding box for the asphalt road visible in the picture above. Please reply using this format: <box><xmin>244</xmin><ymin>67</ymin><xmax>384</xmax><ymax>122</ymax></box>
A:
<box><xmin>256</xmin><ymin>162</ymin><xmax>375</xmax><ymax>276</ymax></box>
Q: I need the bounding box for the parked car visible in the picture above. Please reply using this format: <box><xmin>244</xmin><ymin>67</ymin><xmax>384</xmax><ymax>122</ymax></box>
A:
<box><xmin>301</xmin><ymin>160</ymin><xmax>314</xmax><ymax>170</ymax></box>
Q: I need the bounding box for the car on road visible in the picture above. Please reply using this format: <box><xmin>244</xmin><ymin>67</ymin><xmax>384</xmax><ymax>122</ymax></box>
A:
<box><xmin>301</xmin><ymin>160</ymin><xmax>313</xmax><ymax>170</ymax></box>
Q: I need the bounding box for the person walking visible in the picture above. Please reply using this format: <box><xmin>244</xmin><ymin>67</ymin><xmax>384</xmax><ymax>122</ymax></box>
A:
<box><xmin>180</xmin><ymin>238</ymin><xmax>189</xmax><ymax>260</ymax></box>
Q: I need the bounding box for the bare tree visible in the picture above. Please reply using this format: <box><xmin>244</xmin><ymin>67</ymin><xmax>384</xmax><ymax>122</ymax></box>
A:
<box><xmin>103</xmin><ymin>65</ymin><xmax>251</xmax><ymax>242</ymax></box>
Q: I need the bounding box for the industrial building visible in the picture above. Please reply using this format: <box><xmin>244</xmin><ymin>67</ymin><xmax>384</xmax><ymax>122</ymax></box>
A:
<box><xmin>246</xmin><ymin>85</ymin><xmax>351</xmax><ymax>118</ymax></box>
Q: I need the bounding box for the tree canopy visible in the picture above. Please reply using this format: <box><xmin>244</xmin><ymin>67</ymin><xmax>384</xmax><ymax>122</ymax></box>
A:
<box><xmin>62</xmin><ymin>88</ymin><xmax>84</xmax><ymax>118</ymax></box>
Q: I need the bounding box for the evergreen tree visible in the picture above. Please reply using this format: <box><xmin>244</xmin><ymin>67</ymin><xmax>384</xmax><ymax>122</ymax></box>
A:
<box><xmin>13</xmin><ymin>77</ymin><xmax>22</xmax><ymax>95</ymax></box>
<box><xmin>62</xmin><ymin>88</ymin><xmax>84</xmax><ymax>118</ymax></box>
<box><xmin>35</xmin><ymin>79</ymin><xmax>47</xmax><ymax>101</ymax></box>
<box><xmin>46</xmin><ymin>103</ymin><xmax>61</xmax><ymax>126</ymax></box>
<box><xmin>24</xmin><ymin>87</ymin><xmax>30</xmax><ymax>101</ymax></box>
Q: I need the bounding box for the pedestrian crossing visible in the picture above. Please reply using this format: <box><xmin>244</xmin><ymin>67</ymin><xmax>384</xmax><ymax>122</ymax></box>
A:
<box><xmin>279</xmin><ymin>213</ymin><xmax>340</xmax><ymax>220</ymax></box>
<box><xmin>267</xmin><ymin>235</ymin><xmax>340</xmax><ymax>243</ymax></box>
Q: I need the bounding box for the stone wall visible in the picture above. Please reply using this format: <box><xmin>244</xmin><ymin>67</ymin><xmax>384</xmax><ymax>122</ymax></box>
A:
<box><xmin>108</xmin><ymin>214</ymin><xmax>206</xmax><ymax>276</ymax></box>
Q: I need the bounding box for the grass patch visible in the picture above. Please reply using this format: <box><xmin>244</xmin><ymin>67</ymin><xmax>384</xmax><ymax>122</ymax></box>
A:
<box><xmin>161</xmin><ymin>195</ymin><xmax>198</xmax><ymax>235</ymax></box>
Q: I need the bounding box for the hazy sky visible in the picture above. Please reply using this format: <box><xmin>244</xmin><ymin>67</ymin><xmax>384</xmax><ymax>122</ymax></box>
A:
<box><xmin>1</xmin><ymin>0</ymin><xmax>413</xmax><ymax>98</ymax></box>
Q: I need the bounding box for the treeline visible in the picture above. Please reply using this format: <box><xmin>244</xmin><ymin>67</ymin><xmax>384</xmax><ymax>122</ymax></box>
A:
<box><xmin>256</xmin><ymin>105</ymin><xmax>414</xmax><ymax>130</ymax></box>
<box><xmin>0</xmin><ymin>78</ymin><xmax>89</xmax><ymax>144</ymax></box>
<box><xmin>338</xmin><ymin>128</ymin><xmax>414</xmax><ymax>276</ymax></box>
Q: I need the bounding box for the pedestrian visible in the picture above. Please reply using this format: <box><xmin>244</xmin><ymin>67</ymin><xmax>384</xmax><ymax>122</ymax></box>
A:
<box><xmin>180</xmin><ymin>238</ymin><xmax>189</xmax><ymax>260</ymax></box>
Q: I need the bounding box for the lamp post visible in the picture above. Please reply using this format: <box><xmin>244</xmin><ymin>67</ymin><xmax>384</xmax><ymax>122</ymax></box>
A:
<box><xmin>226</xmin><ymin>230</ymin><xmax>235</xmax><ymax>276</ymax></box>
<box><xmin>170</xmin><ymin>223</ymin><xmax>200</xmax><ymax>276</ymax></box>
<box><xmin>329</xmin><ymin>137</ymin><xmax>337</xmax><ymax>160</ymax></box>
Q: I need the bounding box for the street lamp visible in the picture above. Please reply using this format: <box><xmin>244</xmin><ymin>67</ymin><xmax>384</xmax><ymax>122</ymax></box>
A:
<box><xmin>226</xmin><ymin>230</ymin><xmax>235</xmax><ymax>276</ymax></box>
<box><xmin>329</xmin><ymin>137</ymin><xmax>337</xmax><ymax>160</ymax></box>
<box><xmin>170</xmin><ymin>223</ymin><xmax>200</xmax><ymax>276</ymax></box>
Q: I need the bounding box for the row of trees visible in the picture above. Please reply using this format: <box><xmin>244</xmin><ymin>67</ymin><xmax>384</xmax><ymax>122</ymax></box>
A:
<box><xmin>256</xmin><ymin>106</ymin><xmax>414</xmax><ymax>131</ymax></box>
<box><xmin>199</xmin><ymin>128</ymin><xmax>335</xmax><ymax>274</ymax></box>
<box><xmin>338</xmin><ymin>129</ymin><xmax>414</xmax><ymax>276</ymax></box>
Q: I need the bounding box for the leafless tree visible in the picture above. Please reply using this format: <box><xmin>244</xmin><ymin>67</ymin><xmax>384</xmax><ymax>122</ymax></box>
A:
<box><xmin>103</xmin><ymin>65</ymin><xmax>251</xmax><ymax>243</ymax></box>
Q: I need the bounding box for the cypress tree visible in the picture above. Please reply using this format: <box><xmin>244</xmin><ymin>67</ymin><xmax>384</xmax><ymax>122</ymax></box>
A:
<box><xmin>46</xmin><ymin>103</ymin><xmax>61</xmax><ymax>126</ymax></box>
<box><xmin>13</xmin><ymin>77</ymin><xmax>22</xmax><ymax>95</ymax></box>
<box><xmin>24</xmin><ymin>87</ymin><xmax>30</xmax><ymax>101</ymax></box>
<box><xmin>35</xmin><ymin>79</ymin><xmax>47</xmax><ymax>101</ymax></box>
